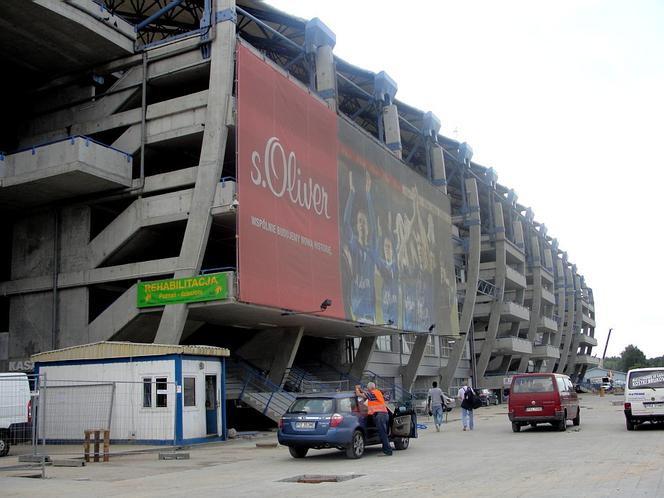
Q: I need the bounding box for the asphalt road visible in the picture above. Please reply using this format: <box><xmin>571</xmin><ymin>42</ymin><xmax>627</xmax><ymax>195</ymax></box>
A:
<box><xmin>2</xmin><ymin>393</ymin><xmax>664</xmax><ymax>497</ymax></box>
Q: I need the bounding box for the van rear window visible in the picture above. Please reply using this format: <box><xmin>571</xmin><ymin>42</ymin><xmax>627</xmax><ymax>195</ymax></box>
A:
<box><xmin>629</xmin><ymin>370</ymin><xmax>664</xmax><ymax>389</ymax></box>
<box><xmin>512</xmin><ymin>376</ymin><xmax>554</xmax><ymax>393</ymax></box>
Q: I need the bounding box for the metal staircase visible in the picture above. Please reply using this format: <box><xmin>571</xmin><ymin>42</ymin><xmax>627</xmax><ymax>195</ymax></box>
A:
<box><xmin>225</xmin><ymin>358</ymin><xmax>415</xmax><ymax>423</ymax></box>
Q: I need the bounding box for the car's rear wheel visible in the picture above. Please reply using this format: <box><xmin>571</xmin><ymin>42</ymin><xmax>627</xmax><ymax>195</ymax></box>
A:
<box><xmin>512</xmin><ymin>423</ymin><xmax>521</xmax><ymax>433</ymax></box>
<box><xmin>346</xmin><ymin>430</ymin><xmax>365</xmax><ymax>459</ymax></box>
<box><xmin>393</xmin><ymin>437</ymin><xmax>409</xmax><ymax>450</ymax></box>
<box><xmin>288</xmin><ymin>446</ymin><xmax>308</xmax><ymax>458</ymax></box>
<box><xmin>0</xmin><ymin>431</ymin><xmax>9</xmax><ymax>457</ymax></box>
<box><xmin>572</xmin><ymin>407</ymin><xmax>580</xmax><ymax>426</ymax></box>
<box><xmin>557</xmin><ymin>416</ymin><xmax>567</xmax><ymax>432</ymax></box>
<box><xmin>626</xmin><ymin>418</ymin><xmax>635</xmax><ymax>431</ymax></box>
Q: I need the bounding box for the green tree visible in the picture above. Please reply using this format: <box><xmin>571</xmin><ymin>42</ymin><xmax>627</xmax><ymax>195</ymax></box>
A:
<box><xmin>603</xmin><ymin>356</ymin><xmax>621</xmax><ymax>371</ymax></box>
<box><xmin>621</xmin><ymin>345</ymin><xmax>647</xmax><ymax>371</ymax></box>
<box><xmin>647</xmin><ymin>356</ymin><xmax>664</xmax><ymax>368</ymax></box>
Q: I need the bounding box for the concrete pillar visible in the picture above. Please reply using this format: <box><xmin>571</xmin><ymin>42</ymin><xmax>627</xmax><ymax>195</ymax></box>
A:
<box><xmin>348</xmin><ymin>336</ymin><xmax>377</xmax><ymax>380</ymax></box>
<box><xmin>431</xmin><ymin>144</ymin><xmax>447</xmax><ymax>194</ymax></box>
<box><xmin>58</xmin><ymin>206</ymin><xmax>91</xmax><ymax>348</ymax></box>
<box><xmin>476</xmin><ymin>201</ymin><xmax>507</xmax><ymax>380</ymax></box>
<box><xmin>441</xmin><ymin>178</ymin><xmax>480</xmax><ymax>391</ymax></box>
<box><xmin>518</xmin><ymin>233</ymin><xmax>542</xmax><ymax>372</ymax></box>
<box><xmin>401</xmin><ymin>334</ymin><xmax>429</xmax><ymax>391</ymax></box>
<box><xmin>305</xmin><ymin>18</ymin><xmax>337</xmax><ymax>110</ymax></box>
<box><xmin>267</xmin><ymin>327</ymin><xmax>304</xmax><ymax>387</ymax></box>
<box><xmin>382</xmin><ymin>104</ymin><xmax>402</xmax><ymax>159</ymax></box>
<box><xmin>556</xmin><ymin>262</ymin><xmax>575</xmax><ymax>373</ymax></box>
<box><xmin>373</xmin><ymin>71</ymin><xmax>401</xmax><ymax>158</ymax></box>
<box><xmin>155</xmin><ymin>0</ymin><xmax>235</xmax><ymax>345</ymax></box>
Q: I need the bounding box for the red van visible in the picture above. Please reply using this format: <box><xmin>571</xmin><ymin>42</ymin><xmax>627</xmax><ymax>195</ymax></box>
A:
<box><xmin>508</xmin><ymin>373</ymin><xmax>580</xmax><ymax>432</ymax></box>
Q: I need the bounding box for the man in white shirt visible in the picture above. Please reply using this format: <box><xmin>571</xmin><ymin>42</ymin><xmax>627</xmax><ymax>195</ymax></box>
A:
<box><xmin>427</xmin><ymin>381</ymin><xmax>451</xmax><ymax>431</ymax></box>
<box><xmin>457</xmin><ymin>384</ymin><xmax>475</xmax><ymax>431</ymax></box>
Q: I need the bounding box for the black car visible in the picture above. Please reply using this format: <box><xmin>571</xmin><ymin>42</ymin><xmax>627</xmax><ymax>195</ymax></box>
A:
<box><xmin>478</xmin><ymin>389</ymin><xmax>499</xmax><ymax>406</ymax></box>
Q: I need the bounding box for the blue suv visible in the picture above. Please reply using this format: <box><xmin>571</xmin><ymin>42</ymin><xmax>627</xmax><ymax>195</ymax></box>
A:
<box><xmin>277</xmin><ymin>391</ymin><xmax>416</xmax><ymax>459</ymax></box>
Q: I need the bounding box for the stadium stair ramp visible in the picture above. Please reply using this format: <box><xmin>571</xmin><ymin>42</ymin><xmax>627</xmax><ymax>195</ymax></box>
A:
<box><xmin>226</xmin><ymin>360</ymin><xmax>296</xmax><ymax>423</ymax></box>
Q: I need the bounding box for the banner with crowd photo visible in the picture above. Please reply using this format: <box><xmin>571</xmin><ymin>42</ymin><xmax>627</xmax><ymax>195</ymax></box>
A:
<box><xmin>337</xmin><ymin>118</ymin><xmax>459</xmax><ymax>335</ymax></box>
<box><xmin>236</xmin><ymin>41</ymin><xmax>459</xmax><ymax>334</ymax></box>
<box><xmin>236</xmin><ymin>42</ymin><xmax>344</xmax><ymax>318</ymax></box>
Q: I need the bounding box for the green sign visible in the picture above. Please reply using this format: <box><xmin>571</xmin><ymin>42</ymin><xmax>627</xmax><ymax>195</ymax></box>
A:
<box><xmin>137</xmin><ymin>273</ymin><xmax>229</xmax><ymax>308</ymax></box>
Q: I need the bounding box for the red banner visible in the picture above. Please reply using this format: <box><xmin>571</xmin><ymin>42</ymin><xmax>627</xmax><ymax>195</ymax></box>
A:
<box><xmin>236</xmin><ymin>43</ymin><xmax>343</xmax><ymax>317</ymax></box>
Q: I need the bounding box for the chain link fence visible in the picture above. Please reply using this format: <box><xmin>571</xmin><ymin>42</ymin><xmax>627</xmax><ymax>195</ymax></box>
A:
<box><xmin>0</xmin><ymin>375</ymin><xmax>177</xmax><ymax>476</ymax></box>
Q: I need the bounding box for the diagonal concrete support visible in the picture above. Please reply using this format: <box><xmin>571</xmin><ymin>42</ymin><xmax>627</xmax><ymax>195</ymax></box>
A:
<box><xmin>154</xmin><ymin>6</ymin><xmax>235</xmax><ymax>345</ymax></box>
<box><xmin>401</xmin><ymin>334</ymin><xmax>429</xmax><ymax>392</ymax></box>
<box><xmin>348</xmin><ymin>336</ymin><xmax>377</xmax><ymax>381</ymax></box>
<box><xmin>441</xmin><ymin>178</ymin><xmax>480</xmax><ymax>391</ymax></box>
<box><xmin>267</xmin><ymin>327</ymin><xmax>304</xmax><ymax>388</ymax></box>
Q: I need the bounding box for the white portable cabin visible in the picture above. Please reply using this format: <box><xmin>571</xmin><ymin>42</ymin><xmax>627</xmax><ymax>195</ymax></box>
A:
<box><xmin>32</xmin><ymin>342</ymin><xmax>229</xmax><ymax>445</ymax></box>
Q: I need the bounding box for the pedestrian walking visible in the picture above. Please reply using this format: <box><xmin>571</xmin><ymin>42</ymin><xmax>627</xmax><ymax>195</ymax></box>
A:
<box><xmin>457</xmin><ymin>384</ymin><xmax>476</xmax><ymax>431</ymax></box>
<box><xmin>427</xmin><ymin>381</ymin><xmax>449</xmax><ymax>431</ymax></box>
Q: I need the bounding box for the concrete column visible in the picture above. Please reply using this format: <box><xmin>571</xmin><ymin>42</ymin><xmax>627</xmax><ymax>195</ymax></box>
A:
<box><xmin>348</xmin><ymin>336</ymin><xmax>377</xmax><ymax>380</ymax></box>
<box><xmin>476</xmin><ymin>202</ymin><xmax>507</xmax><ymax>380</ymax></box>
<box><xmin>441</xmin><ymin>178</ymin><xmax>480</xmax><ymax>391</ymax></box>
<box><xmin>58</xmin><ymin>206</ymin><xmax>91</xmax><ymax>348</ymax></box>
<box><xmin>401</xmin><ymin>334</ymin><xmax>429</xmax><ymax>392</ymax></box>
<box><xmin>305</xmin><ymin>18</ymin><xmax>337</xmax><ymax>110</ymax></box>
<box><xmin>565</xmin><ymin>273</ymin><xmax>583</xmax><ymax>375</ymax></box>
<box><xmin>431</xmin><ymin>143</ymin><xmax>447</xmax><ymax>195</ymax></box>
<box><xmin>267</xmin><ymin>327</ymin><xmax>304</xmax><ymax>388</ymax></box>
<box><xmin>382</xmin><ymin>104</ymin><xmax>402</xmax><ymax>159</ymax></box>
<box><xmin>315</xmin><ymin>45</ymin><xmax>336</xmax><ymax>110</ymax></box>
<box><xmin>155</xmin><ymin>1</ymin><xmax>235</xmax><ymax>345</ymax></box>
<box><xmin>518</xmin><ymin>233</ymin><xmax>542</xmax><ymax>372</ymax></box>
<box><xmin>544</xmin><ymin>249</ymin><xmax>566</xmax><ymax>372</ymax></box>
<box><xmin>556</xmin><ymin>262</ymin><xmax>575</xmax><ymax>372</ymax></box>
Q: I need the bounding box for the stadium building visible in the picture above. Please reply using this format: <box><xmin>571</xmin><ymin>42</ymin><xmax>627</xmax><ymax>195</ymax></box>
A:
<box><xmin>0</xmin><ymin>0</ymin><xmax>597</xmax><ymax>424</ymax></box>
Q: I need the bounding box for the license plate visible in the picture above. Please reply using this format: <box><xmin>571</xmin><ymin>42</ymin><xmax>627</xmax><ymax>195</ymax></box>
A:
<box><xmin>644</xmin><ymin>402</ymin><xmax>664</xmax><ymax>407</ymax></box>
<box><xmin>526</xmin><ymin>406</ymin><xmax>542</xmax><ymax>412</ymax></box>
<box><xmin>295</xmin><ymin>421</ymin><xmax>315</xmax><ymax>429</ymax></box>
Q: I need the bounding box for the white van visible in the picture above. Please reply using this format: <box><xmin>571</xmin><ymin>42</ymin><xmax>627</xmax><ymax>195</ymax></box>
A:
<box><xmin>624</xmin><ymin>367</ymin><xmax>664</xmax><ymax>431</ymax></box>
<box><xmin>0</xmin><ymin>373</ymin><xmax>31</xmax><ymax>456</ymax></box>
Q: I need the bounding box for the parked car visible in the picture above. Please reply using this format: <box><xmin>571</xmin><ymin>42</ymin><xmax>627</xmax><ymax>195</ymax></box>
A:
<box><xmin>411</xmin><ymin>390</ymin><xmax>455</xmax><ymax>414</ymax></box>
<box><xmin>624</xmin><ymin>367</ymin><xmax>664</xmax><ymax>431</ymax></box>
<box><xmin>508</xmin><ymin>373</ymin><xmax>580</xmax><ymax>432</ymax></box>
<box><xmin>0</xmin><ymin>373</ymin><xmax>31</xmax><ymax>457</ymax></box>
<box><xmin>478</xmin><ymin>388</ymin><xmax>499</xmax><ymax>406</ymax></box>
<box><xmin>277</xmin><ymin>391</ymin><xmax>416</xmax><ymax>459</ymax></box>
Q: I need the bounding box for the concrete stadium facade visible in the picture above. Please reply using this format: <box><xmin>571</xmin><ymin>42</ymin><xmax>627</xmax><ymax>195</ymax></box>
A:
<box><xmin>0</xmin><ymin>1</ymin><xmax>597</xmax><ymax>410</ymax></box>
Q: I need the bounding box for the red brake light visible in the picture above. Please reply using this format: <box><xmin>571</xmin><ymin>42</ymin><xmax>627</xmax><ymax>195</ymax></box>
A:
<box><xmin>330</xmin><ymin>413</ymin><xmax>344</xmax><ymax>428</ymax></box>
<box><xmin>624</xmin><ymin>402</ymin><xmax>631</xmax><ymax>410</ymax></box>
<box><xmin>27</xmin><ymin>399</ymin><xmax>32</xmax><ymax>423</ymax></box>
<box><xmin>278</xmin><ymin>418</ymin><xmax>284</xmax><ymax>429</ymax></box>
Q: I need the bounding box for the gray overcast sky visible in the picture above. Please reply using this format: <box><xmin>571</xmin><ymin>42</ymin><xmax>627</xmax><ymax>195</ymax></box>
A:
<box><xmin>266</xmin><ymin>0</ymin><xmax>664</xmax><ymax>359</ymax></box>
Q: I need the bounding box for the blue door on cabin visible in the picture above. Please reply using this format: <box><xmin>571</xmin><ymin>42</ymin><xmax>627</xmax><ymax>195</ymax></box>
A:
<box><xmin>205</xmin><ymin>375</ymin><xmax>217</xmax><ymax>435</ymax></box>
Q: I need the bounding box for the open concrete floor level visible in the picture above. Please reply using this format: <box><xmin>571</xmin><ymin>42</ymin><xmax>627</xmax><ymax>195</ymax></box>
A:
<box><xmin>2</xmin><ymin>394</ymin><xmax>663</xmax><ymax>498</ymax></box>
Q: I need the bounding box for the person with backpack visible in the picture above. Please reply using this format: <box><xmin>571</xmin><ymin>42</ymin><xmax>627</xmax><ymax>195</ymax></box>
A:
<box><xmin>458</xmin><ymin>383</ymin><xmax>477</xmax><ymax>431</ymax></box>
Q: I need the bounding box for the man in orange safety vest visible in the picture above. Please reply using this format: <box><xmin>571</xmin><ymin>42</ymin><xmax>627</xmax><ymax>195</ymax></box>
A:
<box><xmin>355</xmin><ymin>382</ymin><xmax>392</xmax><ymax>456</ymax></box>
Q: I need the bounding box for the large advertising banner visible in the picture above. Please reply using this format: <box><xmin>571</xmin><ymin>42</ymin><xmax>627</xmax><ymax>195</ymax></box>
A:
<box><xmin>237</xmin><ymin>42</ymin><xmax>459</xmax><ymax>335</ymax></box>
<box><xmin>337</xmin><ymin>119</ymin><xmax>459</xmax><ymax>335</ymax></box>
<box><xmin>237</xmin><ymin>43</ymin><xmax>344</xmax><ymax>317</ymax></box>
